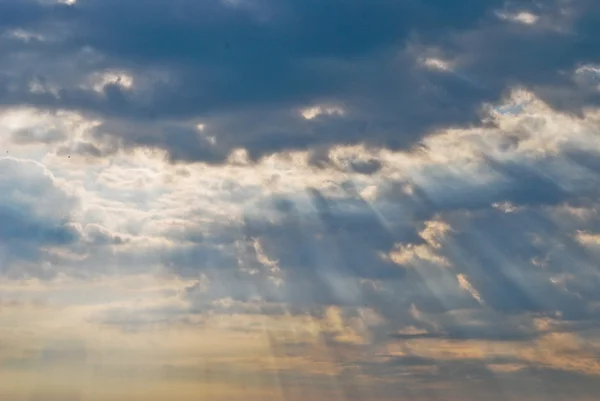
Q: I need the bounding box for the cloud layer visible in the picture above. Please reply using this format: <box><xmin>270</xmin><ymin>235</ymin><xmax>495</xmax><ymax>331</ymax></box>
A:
<box><xmin>1</xmin><ymin>0</ymin><xmax>599</xmax><ymax>163</ymax></box>
<box><xmin>1</xmin><ymin>1</ymin><xmax>600</xmax><ymax>400</ymax></box>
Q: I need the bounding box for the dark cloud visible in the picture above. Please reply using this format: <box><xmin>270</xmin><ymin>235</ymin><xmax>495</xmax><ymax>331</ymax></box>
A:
<box><xmin>390</xmin><ymin>324</ymin><xmax>538</xmax><ymax>342</ymax></box>
<box><xmin>1</xmin><ymin>0</ymin><xmax>598</xmax><ymax>162</ymax></box>
<box><xmin>159</xmin><ymin>151</ymin><xmax>600</xmax><ymax>352</ymax></box>
<box><xmin>379</xmin><ymin>151</ymin><xmax>600</xmax><ymax>219</ymax></box>
<box><xmin>448</xmin><ymin>0</ymin><xmax>600</xmax><ymax>113</ymax></box>
<box><xmin>92</xmin><ymin>120</ymin><xmax>227</xmax><ymax>163</ymax></box>
<box><xmin>440</xmin><ymin>207</ymin><xmax>600</xmax><ymax>317</ymax></box>
<box><xmin>56</xmin><ymin>141</ymin><xmax>109</xmax><ymax>158</ymax></box>
<box><xmin>348</xmin><ymin>158</ymin><xmax>383</xmax><ymax>175</ymax></box>
<box><xmin>11</xmin><ymin>127</ymin><xmax>66</xmax><ymax>144</ymax></box>
<box><xmin>0</xmin><ymin>205</ymin><xmax>78</xmax><ymax>248</ymax></box>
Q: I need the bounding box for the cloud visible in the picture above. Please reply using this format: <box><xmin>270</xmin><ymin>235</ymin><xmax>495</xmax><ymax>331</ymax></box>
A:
<box><xmin>42</xmin><ymin>91</ymin><xmax>597</xmax><ymax>355</ymax></box>
<box><xmin>0</xmin><ymin>0</ymin><xmax>597</xmax><ymax>163</ymax></box>
<box><xmin>0</xmin><ymin>156</ymin><xmax>138</xmax><ymax>279</ymax></box>
<box><xmin>1</xmin><ymin>1</ymin><xmax>600</xmax><ymax>399</ymax></box>
<box><xmin>0</xmin><ymin>157</ymin><xmax>80</xmax><ymax>273</ymax></box>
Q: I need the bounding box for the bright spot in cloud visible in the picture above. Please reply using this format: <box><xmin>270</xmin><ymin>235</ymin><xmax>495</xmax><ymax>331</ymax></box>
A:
<box><xmin>492</xmin><ymin>201</ymin><xmax>519</xmax><ymax>213</ymax></box>
<box><xmin>419</xmin><ymin>219</ymin><xmax>452</xmax><ymax>248</ymax></box>
<box><xmin>88</xmin><ymin>71</ymin><xmax>135</xmax><ymax>92</ymax></box>
<box><xmin>360</xmin><ymin>185</ymin><xmax>377</xmax><ymax>202</ymax></box>
<box><xmin>0</xmin><ymin>107</ymin><xmax>100</xmax><ymax>146</ymax></box>
<box><xmin>420</xmin><ymin>57</ymin><xmax>453</xmax><ymax>72</ymax></box>
<box><xmin>457</xmin><ymin>274</ymin><xmax>485</xmax><ymax>305</ymax></box>
<box><xmin>575</xmin><ymin>65</ymin><xmax>600</xmax><ymax>77</ymax></box>
<box><xmin>389</xmin><ymin>243</ymin><xmax>451</xmax><ymax>267</ymax></box>
<box><xmin>4</xmin><ymin>29</ymin><xmax>45</xmax><ymax>42</ymax></box>
<box><xmin>575</xmin><ymin>231</ymin><xmax>600</xmax><ymax>246</ymax></box>
<box><xmin>301</xmin><ymin>105</ymin><xmax>345</xmax><ymax>120</ymax></box>
<box><xmin>227</xmin><ymin>148</ymin><xmax>251</xmax><ymax>165</ymax></box>
<box><xmin>496</xmin><ymin>11</ymin><xmax>539</xmax><ymax>25</ymax></box>
<box><xmin>574</xmin><ymin>64</ymin><xmax>600</xmax><ymax>90</ymax></box>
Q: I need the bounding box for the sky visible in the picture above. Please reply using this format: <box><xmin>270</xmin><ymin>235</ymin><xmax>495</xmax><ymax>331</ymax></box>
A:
<box><xmin>1</xmin><ymin>0</ymin><xmax>600</xmax><ymax>400</ymax></box>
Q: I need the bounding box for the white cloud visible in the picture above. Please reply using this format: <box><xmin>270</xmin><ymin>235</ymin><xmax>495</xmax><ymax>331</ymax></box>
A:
<box><xmin>496</xmin><ymin>11</ymin><xmax>539</xmax><ymax>25</ymax></box>
<box><xmin>457</xmin><ymin>274</ymin><xmax>485</xmax><ymax>305</ymax></box>
<box><xmin>300</xmin><ymin>105</ymin><xmax>345</xmax><ymax>120</ymax></box>
<box><xmin>3</xmin><ymin>29</ymin><xmax>46</xmax><ymax>42</ymax></box>
<box><xmin>87</xmin><ymin>70</ymin><xmax>135</xmax><ymax>93</ymax></box>
<box><xmin>0</xmin><ymin>156</ymin><xmax>77</xmax><ymax>219</ymax></box>
<box><xmin>420</xmin><ymin>57</ymin><xmax>454</xmax><ymax>72</ymax></box>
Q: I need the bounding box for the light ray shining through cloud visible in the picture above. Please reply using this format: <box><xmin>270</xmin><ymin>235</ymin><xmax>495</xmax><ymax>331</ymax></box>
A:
<box><xmin>1</xmin><ymin>1</ymin><xmax>600</xmax><ymax>400</ymax></box>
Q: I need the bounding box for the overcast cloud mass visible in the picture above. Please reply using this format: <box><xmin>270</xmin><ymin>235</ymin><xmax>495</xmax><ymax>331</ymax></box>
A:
<box><xmin>1</xmin><ymin>0</ymin><xmax>600</xmax><ymax>400</ymax></box>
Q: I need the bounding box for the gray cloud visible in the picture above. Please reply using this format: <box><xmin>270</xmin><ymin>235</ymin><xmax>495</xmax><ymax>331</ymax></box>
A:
<box><xmin>2</xmin><ymin>1</ymin><xmax>600</xmax><ymax>395</ymax></box>
<box><xmin>0</xmin><ymin>157</ymin><xmax>80</xmax><ymax>274</ymax></box>
<box><xmin>0</xmin><ymin>0</ymin><xmax>598</xmax><ymax>162</ymax></box>
<box><xmin>0</xmin><ymin>157</ymin><xmax>138</xmax><ymax>279</ymax></box>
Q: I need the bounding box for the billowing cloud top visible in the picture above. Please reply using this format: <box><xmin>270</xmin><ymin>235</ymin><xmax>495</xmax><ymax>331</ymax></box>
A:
<box><xmin>1</xmin><ymin>1</ymin><xmax>600</xmax><ymax>400</ymax></box>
